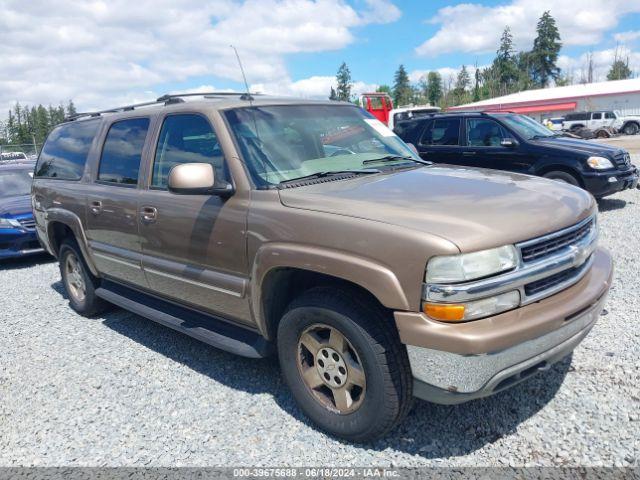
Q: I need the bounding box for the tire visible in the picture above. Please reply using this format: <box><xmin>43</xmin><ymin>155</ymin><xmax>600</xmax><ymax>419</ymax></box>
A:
<box><xmin>59</xmin><ymin>238</ymin><xmax>109</xmax><ymax>317</ymax></box>
<box><xmin>623</xmin><ymin>122</ymin><xmax>639</xmax><ymax>136</ymax></box>
<box><xmin>542</xmin><ymin>170</ymin><xmax>580</xmax><ymax>187</ymax></box>
<box><xmin>277</xmin><ymin>286</ymin><xmax>413</xmax><ymax>442</ymax></box>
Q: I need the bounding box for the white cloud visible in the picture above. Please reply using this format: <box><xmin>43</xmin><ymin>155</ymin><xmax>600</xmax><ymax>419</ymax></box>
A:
<box><xmin>251</xmin><ymin>76</ymin><xmax>377</xmax><ymax>98</ymax></box>
<box><xmin>415</xmin><ymin>0</ymin><xmax>640</xmax><ymax>57</ymax></box>
<box><xmin>0</xmin><ymin>0</ymin><xmax>400</xmax><ymax>114</ymax></box>
<box><xmin>409</xmin><ymin>65</ymin><xmax>486</xmax><ymax>88</ymax></box>
<box><xmin>614</xmin><ymin>30</ymin><xmax>640</xmax><ymax>44</ymax></box>
<box><xmin>557</xmin><ymin>47</ymin><xmax>640</xmax><ymax>83</ymax></box>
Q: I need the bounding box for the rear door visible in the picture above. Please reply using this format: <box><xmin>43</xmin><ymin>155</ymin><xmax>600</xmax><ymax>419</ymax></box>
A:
<box><xmin>84</xmin><ymin>117</ymin><xmax>151</xmax><ymax>287</ymax></box>
<box><xmin>138</xmin><ymin>113</ymin><xmax>251</xmax><ymax>323</ymax></box>
<box><xmin>416</xmin><ymin>117</ymin><xmax>463</xmax><ymax>164</ymax></box>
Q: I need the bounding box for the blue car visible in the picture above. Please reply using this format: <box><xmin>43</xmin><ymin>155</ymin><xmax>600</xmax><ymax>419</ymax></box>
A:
<box><xmin>0</xmin><ymin>161</ymin><xmax>44</xmax><ymax>259</ymax></box>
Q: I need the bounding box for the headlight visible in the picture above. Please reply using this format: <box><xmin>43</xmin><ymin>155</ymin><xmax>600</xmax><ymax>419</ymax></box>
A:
<box><xmin>587</xmin><ymin>156</ymin><xmax>614</xmax><ymax>170</ymax></box>
<box><xmin>0</xmin><ymin>218</ymin><xmax>21</xmax><ymax>229</ymax></box>
<box><xmin>423</xmin><ymin>290</ymin><xmax>521</xmax><ymax>322</ymax></box>
<box><xmin>426</xmin><ymin>245</ymin><xmax>518</xmax><ymax>283</ymax></box>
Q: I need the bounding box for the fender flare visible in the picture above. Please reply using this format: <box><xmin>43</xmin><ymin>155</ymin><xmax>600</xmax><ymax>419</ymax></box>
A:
<box><xmin>250</xmin><ymin>242</ymin><xmax>411</xmax><ymax>337</ymax></box>
<box><xmin>45</xmin><ymin>208</ymin><xmax>100</xmax><ymax>277</ymax></box>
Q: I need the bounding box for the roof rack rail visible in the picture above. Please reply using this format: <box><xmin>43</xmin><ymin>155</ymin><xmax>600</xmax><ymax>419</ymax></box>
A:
<box><xmin>64</xmin><ymin>91</ymin><xmax>261</xmax><ymax>122</ymax></box>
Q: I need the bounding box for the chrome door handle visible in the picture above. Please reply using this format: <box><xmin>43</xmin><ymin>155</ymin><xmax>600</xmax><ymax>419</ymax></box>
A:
<box><xmin>140</xmin><ymin>206</ymin><xmax>158</xmax><ymax>223</ymax></box>
<box><xmin>462</xmin><ymin>151</ymin><xmax>476</xmax><ymax>156</ymax></box>
<box><xmin>90</xmin><ymin>201</ymin><xmax>102</xmax><ymax>215</ymax></box>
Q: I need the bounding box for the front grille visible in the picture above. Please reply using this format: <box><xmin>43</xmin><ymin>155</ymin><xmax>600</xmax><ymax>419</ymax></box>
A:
<box><xmin>18</xmin><ymin>217</ymin><xmax>36</xmax><ymax>230</ymax></box>
<box><xmin>520</xmin><ymin>219</ymin><xmax>594</xmax><ymax>263</ymax></box>
<box><xmin>612</xmin><ymin>152</ymin><xmax>631</xmax><ymax>170</ymax></box>
<box><xmin>524</xmin><ymin>259</ymin><xmax>590</xmax><ymax>296</ymax></box>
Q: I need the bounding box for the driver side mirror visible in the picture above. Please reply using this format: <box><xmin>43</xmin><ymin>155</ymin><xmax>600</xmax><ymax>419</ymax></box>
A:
<box><xmin>168</xmin><ymin>163</ymin><xmax>234</xmax><ymax>197</ymax></box>
<box><xmin>500</xmin><ymin>138</ymin><xmax>519</xmax><ymax>148</ymax></box>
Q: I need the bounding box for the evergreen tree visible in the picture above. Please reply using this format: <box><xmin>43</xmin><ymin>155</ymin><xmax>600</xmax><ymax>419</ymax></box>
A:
<box><xmin>452</xmin><ymin>65</ymin><xmax>471</xmax><ymax>105</ymax></box>
<box><xmin>607</xmin><ymin>54</ymin><xmax>632</xmax><ymax>81</ymax></box>
<box><xmin>530</xmin><ymin>11</ymin><xmax>562</xmax><ymax>87</ymax></box>
<box><xmin>392</xmin><ymin>64</ymin><xmax>412</xmax><ymax>106</ymax></box>
<box><xmin>335</xmin><ymin>62</ymin><xmax>352</xmax><ymax>102</ymax></box>
<box><xmin>491</xmin><ymin>26</ymin><xmax>519</xmax><ymax>94</ymax></box>
<box><xmin>426</xmin><ymin>71</ymin><xmax>443</xmax><ymax>106</ymax></box>
<box><xmin>66</xmin><ymin>100</ymin><xmax>77</xmax><ymax>117</ymax></box>
<box><xmin>473</xmin><ymin>64</ymin><xmax>481</xmax><ymax>102</ymax></box>
<box><xmin>329</xmin><ymin>87</ymin><xmax>338</xmax><ymax>101</ymax></box>
<box><xmin>376</xmin><ymin>84</ymin><xmax>392</xmax><ymax>94</ymax></box>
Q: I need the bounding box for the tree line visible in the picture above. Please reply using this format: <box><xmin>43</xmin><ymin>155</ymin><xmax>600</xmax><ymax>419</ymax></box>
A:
<box><xmin>330</xmin><ymin>11</ymin><xmax>635</xmax><ymax>109</ymax></box>
<box><xmin>0</xmin><ymin>100</ymin><xmax>77</xmax><ymax>152</ymax></box>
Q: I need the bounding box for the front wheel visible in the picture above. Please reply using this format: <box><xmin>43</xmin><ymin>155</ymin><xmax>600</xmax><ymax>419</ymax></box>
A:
<box><xmin>277</xmin><ymin>287</ymin><xmax>413</xmax><ymax>442</ymax></box>
<box><xmin>542</xmin><ymin>171</ymin><xmax>580</xmax><ymax>187</ymax></box>
<box><xmin>623</xmin><ymin>123</ymin><xmax>639</xmax><ymax>136</ymax></box>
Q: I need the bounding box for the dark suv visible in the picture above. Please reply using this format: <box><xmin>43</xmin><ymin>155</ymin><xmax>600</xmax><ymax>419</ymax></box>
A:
<box><xmin>394</xmin><ymin>112</ymin><xmax>638</xmax><ymax>198</ymax></box>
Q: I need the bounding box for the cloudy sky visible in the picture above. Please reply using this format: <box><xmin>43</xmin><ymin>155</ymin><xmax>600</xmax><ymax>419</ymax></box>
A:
<box><xmin>1</xmin><ymin>0</ymin><xmax>639</xmax><ymax>114</ymax></box>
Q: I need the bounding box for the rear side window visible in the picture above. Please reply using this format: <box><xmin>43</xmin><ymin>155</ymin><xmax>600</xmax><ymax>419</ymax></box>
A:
<box><xmin>151</xmin><ymin>114</ymin><xmax>228</xmax><ymax>189</ymax></box>
<box><xmin>605</xmin><ymin>112</ymin><xmax>616</xmax><ymax>119</ymax></box>
<box><xmin>35</xmin><ymin>120</ymin><xmax>100</xmax><ymax>180</ymax></box>
<box><xmin>420</xmin><ymin>118</ymin><xmax>460</xmax><ymax>146</ymax></box>
<box><xmin>592</xmin><ymin>113</ymin><xmax>602</xmax><ymax>120</ymax></box>
<box><xmin>98</xmin><ymin>118</ymin><xmax>150</xmax><ymax>185</ymax></box>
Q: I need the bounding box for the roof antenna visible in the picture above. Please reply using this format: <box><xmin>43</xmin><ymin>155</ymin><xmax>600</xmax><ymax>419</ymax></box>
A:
<box><xmin>230</xmin><ymin>45</ymin><xmax>254</xmax><ymax>102</ymax></box>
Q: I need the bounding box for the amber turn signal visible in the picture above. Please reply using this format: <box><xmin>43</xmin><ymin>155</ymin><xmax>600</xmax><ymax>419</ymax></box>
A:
<box><xmin>423</xmin><ymin>303</ymin><xmax>466</xmax><ymax>322</ymax></box>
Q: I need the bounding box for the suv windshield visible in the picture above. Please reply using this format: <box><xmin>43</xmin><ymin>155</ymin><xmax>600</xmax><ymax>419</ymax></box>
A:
<box><xmin>0</xmin><ymin>169</ymin><xmax>33</xmax><ymax>198</ymax></box>
<box><xmin>224</xmin><ymin>104</ymin><xmax>419</xmax><ymax>186</ymax></box>
<box><xmin>500</xmin><ymin>114</ymin><xmax>555</xmax><ymax>140</ymax></box>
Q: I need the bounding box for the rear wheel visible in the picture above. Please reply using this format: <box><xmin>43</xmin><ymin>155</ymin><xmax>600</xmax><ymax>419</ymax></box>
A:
<box><xmin>59</xmin><ymin>239</ymin><xmax>109</xmax><ymax>317</ymax></box>
<box><xmin>277</xmin><ymin>287</ymin><xmax>413</xmax><ymax>442</ymax></box>
<box><xmin>542</xmin><ymin>171</ymin><xmax>580</xmax><ymax>187</ymax></box>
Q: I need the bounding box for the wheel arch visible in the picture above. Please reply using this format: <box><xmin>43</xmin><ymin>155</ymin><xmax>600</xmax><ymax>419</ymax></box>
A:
<box><xmin>251</xmin><ymin>243</ymin><xmax>411</xmax><ymax>340</ymax></box>
<box><xmin>536</xmin><ymin>164</ymin><xmax>585</xmax><ymax>188</ymax></box>
<box><xmin>46</xmin><ymin>209</ymin><xmax>99</xmax><ymax>276</ymax></box>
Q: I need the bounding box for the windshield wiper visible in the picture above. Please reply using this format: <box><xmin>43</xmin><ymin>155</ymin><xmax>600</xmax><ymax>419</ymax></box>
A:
<box><xmin>278</xmin><ymin>168</ymin><xmax>380</xmax><ymax>186</ymax></box>
<box><xmin>362</xmin><ymin>155</ymin><xmax>431</xmax><ymax>166</ymax></box>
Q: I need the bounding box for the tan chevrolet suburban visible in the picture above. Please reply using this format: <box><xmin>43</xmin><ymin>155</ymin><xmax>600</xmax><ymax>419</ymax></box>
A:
<box><xmin>32</xmin><ymin>93</ymin><xmax>613</xmax><ymax>441</ymax></box>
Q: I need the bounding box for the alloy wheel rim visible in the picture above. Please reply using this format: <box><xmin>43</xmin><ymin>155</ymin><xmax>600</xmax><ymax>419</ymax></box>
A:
<box><xmin>65</xmin><ymin>254</ymin><xmax>86</xmax><ymax>303</ymax></box>
<box><xmin>297</xmin><ymin>323</ymin><xmax>366</xmax><ymax>415</ymax></box>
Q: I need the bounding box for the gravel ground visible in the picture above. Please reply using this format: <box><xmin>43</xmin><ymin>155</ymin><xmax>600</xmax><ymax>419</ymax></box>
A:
<box><xmin>1</xmin><ymin>189</ymin><xmax>639</xmax><ymax>468</ymax></box>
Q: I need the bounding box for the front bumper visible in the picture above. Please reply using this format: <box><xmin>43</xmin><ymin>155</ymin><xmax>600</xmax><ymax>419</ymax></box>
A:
<box><xmin>582</xmin><ymin>166</ymin><xmax>638</xmax><ymax>197</ymax></box>
<box><xmin>396</xmin><ymin>247</ymin><xmax>613</xmax><ymax>404</ymax></box>
<box><xmin>0</xmin><ymin>229</ymin><xmax>44</xmax><ymax>259</ymax></box>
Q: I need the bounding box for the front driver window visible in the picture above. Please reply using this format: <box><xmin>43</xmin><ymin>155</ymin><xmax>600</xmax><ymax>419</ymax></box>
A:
<box><xmin>466</xmin><ymin>118</ymin><xmax>508</xmax><ymax>147</ymax></box>
<box><xmin>152</xmin><ymin>114</ymin><xmax>229</xmax><ymax>189</ymax></box>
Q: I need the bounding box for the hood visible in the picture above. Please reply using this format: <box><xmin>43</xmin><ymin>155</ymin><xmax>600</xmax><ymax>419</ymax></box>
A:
<box><xmin>278</xmin><ymin>166</ymin><xmax>595</xmax><ymax>252</ymax></box>
<box><xmin>0</xmin><ymin>195</ymin><xmax>32</xmax><ymax>216</ymax></box>
<box><xmin>531</xmin><ymin>136</ymin><xmax>624</xmax><ymax>158</ymax></box>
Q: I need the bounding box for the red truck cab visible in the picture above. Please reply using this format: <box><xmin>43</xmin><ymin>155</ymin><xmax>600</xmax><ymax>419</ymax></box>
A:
<box><xmin>359</xmin><ymin>93</ymin><xmax>393</xmax><ymax>125</ymax></box>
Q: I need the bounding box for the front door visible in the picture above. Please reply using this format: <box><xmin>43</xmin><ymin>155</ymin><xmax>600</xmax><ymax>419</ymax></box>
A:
<box><xmin>464</xmin><ymin>117</ymin><xmax>534</xmax><ymax>174</ymax></box>
<box><xmin>84</xmin><ymin>117</ymin><xmax>151</xmax><ymax>288</ymax></box>
<box><xmin>138</xmin><ymin>113</ymin><xmax>251</xmax><ymax>323</ymax></box>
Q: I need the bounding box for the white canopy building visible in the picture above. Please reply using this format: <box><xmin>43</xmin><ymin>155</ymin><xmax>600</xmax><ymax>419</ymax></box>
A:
<box><xmin>449</xmin><ymin>78</ymin><xmax>640</xmax><ymax>121</ymax></box>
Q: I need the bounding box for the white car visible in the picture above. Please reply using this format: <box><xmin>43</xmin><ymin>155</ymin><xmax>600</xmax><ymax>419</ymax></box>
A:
<box><xmin>562</xmin><ymin>111</ymin><xmax>640</xmax><ymax>135</ymax></box>
<box><xmin>0</xmin><ymin>151</ymin><xmax>29</xmax><ymax>162</ymax></box>
<box><xmin>388</xmin><ymin>105</ymin><xmax>440</xmax><ymax>131</ymax></box>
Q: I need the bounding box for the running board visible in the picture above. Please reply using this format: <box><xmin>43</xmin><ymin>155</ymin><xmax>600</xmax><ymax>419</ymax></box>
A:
<box><xmin>96</xmin><ymin>280</ymin><xmax>272</xmax><ymax>358</ymax></box>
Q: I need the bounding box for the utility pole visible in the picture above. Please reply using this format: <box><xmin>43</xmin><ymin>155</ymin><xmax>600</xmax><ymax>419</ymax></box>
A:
<box><xmin>32</xmin><ymin>134</ymin><xmax>38</xmax><ymax>156</ymax></box>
